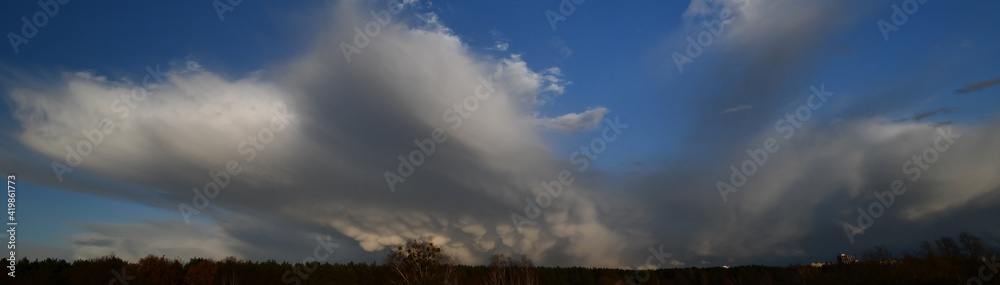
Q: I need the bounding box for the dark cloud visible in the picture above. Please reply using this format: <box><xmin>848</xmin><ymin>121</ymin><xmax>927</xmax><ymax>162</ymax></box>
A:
<box><xmin>913</xmin><ymin>107</ymin><xmax>958</xmax><ymax>121</ymax></box>
<box><xmin>955</xmin><ymin>77</ymin><xmax>1000</xmax><ymax>94</ymax></box>
<box><xmin>613</xmin><ymin>0</ymin><xmax>1000</xmax><ymax>267</ymax></box>
<box><xmin>893</xmin><ymin>107</ymin><xmax>959</xmax><ymax>123</ymax></box>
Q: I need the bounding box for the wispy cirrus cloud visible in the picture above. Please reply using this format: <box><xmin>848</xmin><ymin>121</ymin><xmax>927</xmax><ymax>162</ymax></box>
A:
<box><xmin>720</xmin><ymin>104</ymin><xmax>752</xmax><ymax>114</ymax></box>
<box><xmin>955</xmin><ymin>77</ymin><xmax>1000</xmax><ymax>94</ymax></box>
<box><xmin>914</xmin><ymin>107</ymin><xmax>958</xmax><ymax>121</ymax></box>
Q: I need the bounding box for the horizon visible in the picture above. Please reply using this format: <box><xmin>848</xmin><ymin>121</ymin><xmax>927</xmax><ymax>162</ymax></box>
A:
<box><xmin>2</xmin><ymin>0</ymin><xmax>1000</xmax><ymax>273</ymax></box>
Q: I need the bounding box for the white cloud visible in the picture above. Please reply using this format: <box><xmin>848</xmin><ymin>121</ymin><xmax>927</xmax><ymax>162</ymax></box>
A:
<box><xmin>492</xmin><ymin>55</ymin><xmax>568</xmax><ymax>107</ymax></box>
<box><xmin>69</xmin><ymin>220</ymin><xmax>239</xmax><ymax>262</ymax></box>
<box><xmin>9</xmin><ymin>0</ymin><xmax>996</xmax><ymax>269</ymax></box>
<box><xmin>549</xmin><ymin>37</ymin><xmax>574</xmax><ymax>59</ymax></box>
<box><xmin>535</xmin><ymin>107</ymin><xmax>609</xmax><ymax>133</ymax></box>
<box><xmin>494</xmin><ymin>41</ymin><xmax>509</xmax><ymax>51</ymax></box>
<box><xmin>4</xmin><ymin>0</ymin><xmax>626</xmax><ymax>267</ymax></box>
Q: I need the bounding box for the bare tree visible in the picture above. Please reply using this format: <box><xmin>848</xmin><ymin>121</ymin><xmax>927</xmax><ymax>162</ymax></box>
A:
<box><xmin>486</xmin><ymin>253</ymin><xmax>538</xmax><ymax>285</ymax></box>
<box><xmin>861</xmin><ymin>244</ymin><xmax>893</xmax><ymax>264</ymax></box>
<box><xmin>958</xmin><ymin>232</ymin><xmax>985</xmax><ymax>259</ymax></box>
<box><xmin>919</xmin><ymin>240</ymin><xmax>936</xmax><ymax>259</ymax></box>
<box><xmin>386</xmin><ymin>237</ymin><xmax>457</xmax><ymax>285</ymax></box>
<box><xmin>936</xmin><ymin>236</ymin><xmax>962</xmax><ymax>259</ymax></box>
<box><xmin>486</xmin><ymin>254</ymin><xmax>512</xmax><ymax>285</ymax></box>
<box><xmin>517</xmin><ymin>255</ymin><xmax>539</xmax><ymax>285</ymax></box>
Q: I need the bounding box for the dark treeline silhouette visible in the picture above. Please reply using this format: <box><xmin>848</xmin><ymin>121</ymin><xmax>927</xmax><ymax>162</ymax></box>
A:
<box><xmin>6</xmin><ymin>232</ymin><xmax>998</xmax><ymax>285</ymax></box>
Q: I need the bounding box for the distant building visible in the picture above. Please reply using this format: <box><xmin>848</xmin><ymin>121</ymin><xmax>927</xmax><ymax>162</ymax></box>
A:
<box><xmin>809</xmin><ymin>262</ymin><xmax>828</xmax><ymax>268</ymax></box>
<box><xmin>837</xmin><ymin>253</ymin><xmax>857</xmax><ymax>264</ymax></box>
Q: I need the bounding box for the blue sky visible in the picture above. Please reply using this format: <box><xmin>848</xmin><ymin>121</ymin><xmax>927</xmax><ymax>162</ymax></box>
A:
<box><xmin>2</xmin><ymin>0</ymin><xmax>1000</xmax><ymax>268</ymax></box>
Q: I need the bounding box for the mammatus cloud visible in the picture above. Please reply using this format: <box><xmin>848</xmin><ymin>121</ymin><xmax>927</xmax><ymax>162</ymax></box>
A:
<box><xmin>954</xmin><ymin>77</ymin><xmax>1000</xmax><ymax>94</ymax></box>
<box><xmin>535</xmin><ymin>107</ymin><xmax>609</xmax><ymax>133</ymax></box>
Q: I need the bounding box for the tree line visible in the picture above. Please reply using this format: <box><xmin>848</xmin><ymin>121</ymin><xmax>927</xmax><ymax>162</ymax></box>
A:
<box><xmin>5</xmin><ymin>231</ymin><xmax>997</xmax><ymax>284</ymax></box>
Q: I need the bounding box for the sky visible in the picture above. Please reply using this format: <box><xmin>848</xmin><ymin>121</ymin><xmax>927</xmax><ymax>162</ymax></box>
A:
<box><xmin>1</xmin><ymin>0</ymin><xmax>999</xmax><ymax>268</ymax></box>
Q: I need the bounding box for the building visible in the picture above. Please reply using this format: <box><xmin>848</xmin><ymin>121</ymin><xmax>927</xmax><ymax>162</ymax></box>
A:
<box><xmin>837</xmin><ymin>253</ymin><xmax>857</xmax><ymax>264</ymax></box>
